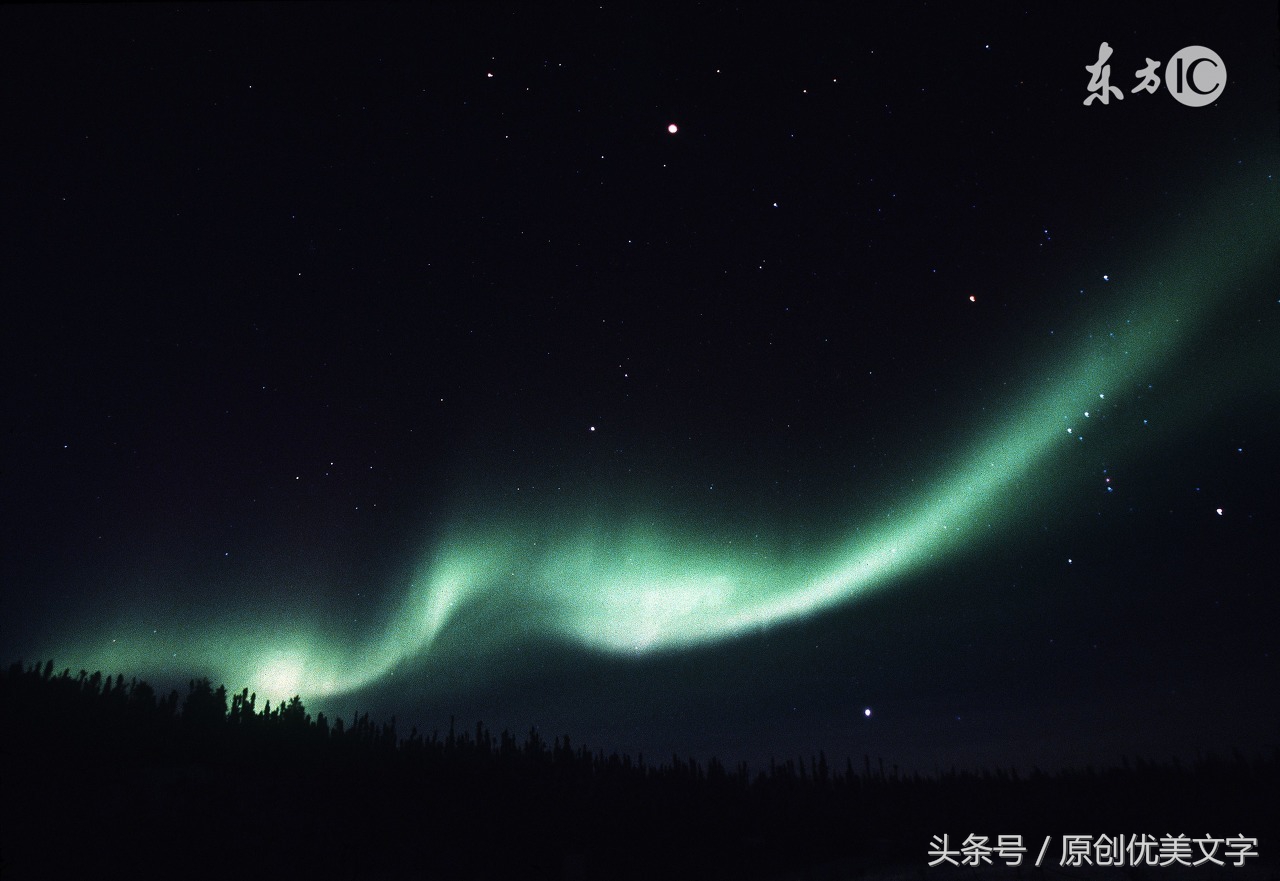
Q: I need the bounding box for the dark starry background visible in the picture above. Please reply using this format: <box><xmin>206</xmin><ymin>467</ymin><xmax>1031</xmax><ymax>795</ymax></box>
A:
<box><xmin>2</xmin><ymin>2</ymin><xmax>1277</xmax><ymax>773</ymax></box>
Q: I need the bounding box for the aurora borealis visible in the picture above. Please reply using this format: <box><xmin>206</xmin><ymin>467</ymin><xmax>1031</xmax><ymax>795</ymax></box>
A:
<box><xmin>3</xmin><ymin>2</ymin><xmax>1277</xmax><ymax>773</ymax></box>
<box><xmin>41</xmin><ymin>170</ymin><xmax>1279</xmax><ymax>710</ymax></box>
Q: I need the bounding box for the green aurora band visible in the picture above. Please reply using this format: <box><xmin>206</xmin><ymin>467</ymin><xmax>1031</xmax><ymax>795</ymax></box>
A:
<box><xmin>49</xmin><ymin>171</ymin><xmax>1279</xmax><ymax>704</ymax></box>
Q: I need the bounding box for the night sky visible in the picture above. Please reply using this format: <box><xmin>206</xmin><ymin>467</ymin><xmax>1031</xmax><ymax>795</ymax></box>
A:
<box><xmin>3</xmin><ymin>2</ymin><xmax>1277</xmax><ymax>774</ymax></box>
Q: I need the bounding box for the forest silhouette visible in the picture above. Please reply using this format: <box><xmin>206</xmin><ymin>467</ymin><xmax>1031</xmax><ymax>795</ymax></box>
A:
<box><xmin>1</xmin><ymin>660</ymin><xmax>1273</xmax><ymax>880</ymax></box>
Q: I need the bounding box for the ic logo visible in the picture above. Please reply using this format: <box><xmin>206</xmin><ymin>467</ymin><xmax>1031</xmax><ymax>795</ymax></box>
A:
<box><xmin>1165</xmin><ymin>46</ymin><xmax>1226</xmax><ymax>107</ymax></box>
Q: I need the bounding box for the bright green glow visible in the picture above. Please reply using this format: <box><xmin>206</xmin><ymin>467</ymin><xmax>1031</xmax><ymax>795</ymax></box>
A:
<box><xmin>258</xmin><ymin>655</ymin><xmax>304</xmax><ymax>698</ymax></box>
<box><xmin>49</xmin><ymin>171</ymin><xmax>1279</xmax><ymax>704</ymax></box>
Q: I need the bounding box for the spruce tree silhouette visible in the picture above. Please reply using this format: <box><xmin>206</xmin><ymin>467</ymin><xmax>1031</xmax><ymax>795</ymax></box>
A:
<box><xmin>1</xmin><ymin>660</ymin><xmax>1275</xmax><ymax>881</ymax></box>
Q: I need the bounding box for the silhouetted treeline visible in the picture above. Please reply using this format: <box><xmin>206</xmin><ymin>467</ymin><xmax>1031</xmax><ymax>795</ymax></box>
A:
<box><xmin>1</xmin><ymin>660</ymin><xmax>1274</xmax><ymax>880</ymax></box>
